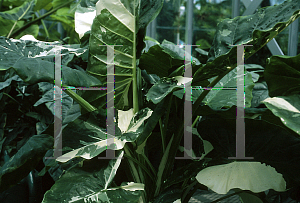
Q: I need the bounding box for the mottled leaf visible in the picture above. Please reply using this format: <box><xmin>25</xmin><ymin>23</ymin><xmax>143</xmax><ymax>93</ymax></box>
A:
<box><xmin>262</xmin><ymin>95</ymin><xmax>300</xmax><ymax>135</ymax></box>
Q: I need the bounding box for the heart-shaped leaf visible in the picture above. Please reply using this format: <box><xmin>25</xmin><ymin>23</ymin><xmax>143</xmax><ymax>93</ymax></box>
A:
<box><xmin>56</xmin><ymin>107</ymin><xmax>152</xmax><ymax>163</ymax></box>
<box><xmin>0</xmin><ymin>37</ymin><xmax>102</xmax><ymax>87</ymax></box>
<box><xmin>196</xmin><ymin>161</ymin><xmax>286</xmax><ymax>194</ymax></box>
<box><xmin>42</xmin><ymin>151</ymin><xmax>144</xmax><ymax>203</ymax></box>
<box><xmin>79</xmin><ymin>0</ymin><xmax>163</xmax><ymax>110</ymax></box>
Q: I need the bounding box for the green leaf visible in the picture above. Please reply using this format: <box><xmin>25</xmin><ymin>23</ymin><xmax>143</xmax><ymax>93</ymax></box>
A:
<box><xmin>155</xmin><ymin>134</ymin><xmax>174</xmax><ymax>197</ymax></box>
<box><xmin>0</xmin><ymin>0</ymin><xmax>35</xmax><ymax>21</ymax></box>
<box><xmin>15</xmin><ymin>24</ymin><xmax>39</xmax><ymax>39</ymax></box>
<box><xmin>193</xmin><ymin>69</ymin><xmax>255</xmax><ymax>110</ymax></box>
<box><xmin>0</xmin><ymin>134</ymin><xmax>53</xmax><ymax>192</ymax></box>
<box><xmin>160</xmin><ymin>40</ymin><xmax>200</xmax><ymax>65</ymax></box>
<box><xmin>262</xmin><ymin>95</ymin><xmax>300</xmax><ymax>136</ymax></box>
<box><xmin>0</xmin><ymin>74</ymin><xmax>23</xmax><ymax>91</ymax></box>
<box><xmin>192</xmin><ymin>0</ymin><xmax>300</xmax><ymax>84</ymax></box>
<box><xmin>81</xmin><ymin>0</ymin><xmax>163</xmax><ymax>110</ymax></box>
<box><xmin>50</xmin><ymin>7</ymin><xmax>75</xmax><ymax>29</ymax></box>
<box><xmin>139</xmin><ymin>40</ymin><xmax>200</xmax><ymax>78</ymax></box>
<box><xmin>85</xmin><ymin>0</ymin><xmax>139</xmax><ymax>110</ymax></box>
<box><xmin>139</xmin><ymin>44</ymin><xmax>174</xmax><ymax>78</ymax></box>
<box><xmin>250</xmin><ymin>81</ymin><xmax>269</xmax><ymax>108</ymax></box>
<box><xmin>33</xmin><ymin>82</ymin><xmax>82</xmax><ymax>129</ymax></box>
<box><xmin>38</xmin><ymin>149</ymin><xmax>84</xmax><ymax>181</ymax></box>
<box><xmin>264</xmin><ymin>54</ymin><xmax>300</xmax><ymax>97</ymax></box>
<box><xmin>146</xmin><ymin>76</ymin><xmax>192</xmax><ymax>104</ymax></box>
<box><xmin>196</xmin><ymin>161</ymin><xmax>286</xmax><ymax>194</ymax></box>
<box><xmin>42</xmin><ymin>151</ymin><xmax>144</xmax><ymax>203</ymax></box>
<box><xmin>56</xmin><ymin>107</ymin><xmax>152</xmax><ymax>163</ymax></box>
<box><xmin>136</xmin><ymin>94</ymin><xmax>172</xmax><ymax>147</ymax></box>
<box><xmin>0</xmin><ymin>16</ymin><xmax>24</xmax><ymax>36</ymax></box>
<box><xmin>197</xmin><ymin>118</ymin><xmax>300</xmax><ymax>186</ymax></box>
<box><xmin>0</xmin><ymin>37</ymin><xmax>101</xmax><ymax>87</ymax></box>
<box><xmin>233</xmin><ymin>188</ymin><xmax>264</xmax><ymax>203</ymax></box>
<box><xmin>34</xmin><ymin>0</ymin><xmax>52</xmax><ymax>11</ymax></box>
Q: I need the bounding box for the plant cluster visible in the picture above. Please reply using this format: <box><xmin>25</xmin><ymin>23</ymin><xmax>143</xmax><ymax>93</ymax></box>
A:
<box><xmin>0</xmin><ymin>0</ymin><xmax>300</xmax><ymax>202</ymax></box>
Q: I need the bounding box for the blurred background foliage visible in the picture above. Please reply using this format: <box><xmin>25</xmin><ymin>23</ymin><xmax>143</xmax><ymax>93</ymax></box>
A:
<box><xmin>0</xmin><ymin>0</ymin><xmax>81</xmax><ymax>44</ymax></box>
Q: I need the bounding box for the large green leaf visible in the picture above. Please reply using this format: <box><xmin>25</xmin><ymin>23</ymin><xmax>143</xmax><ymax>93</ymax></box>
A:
<box><xmin>42</xmin><ymin>151</ymin><xmax>144</xmax><ymax>203</ymax></box>
<box><xmin>33</xmin><ymin>82</ymin><xmax>82</xmax><ymax>129</ymax></box>
<box><xmin>200</xmin><ymin>69</ymin><xmax>255</xmax><ymax>110</ymax></box>
<box><xmin>56</xmin><ymin>107</ymin><xmax>152</xmax><ymax>163</ymax></box>
<box><xmin>0</xmin><ymin>37</ymin><xmax>102</xmax><ymax>87</ymax></box>
<box><xmin>196</xmin><ymin>161</ymin><xmax>286</xmax><ymax>194</ymax></box>
<box><xmin>192</xmin><ymin>0</ymin><xmax>300</xmax><ymax>85</ymax></box>
<box><xmin>139</xmin><ymin>40</ymin><xmax>200</xmax><ymax>78</ymax></box>
<box><xmin>38</xmin><ymin>149</ymin><xmax>85</xmax><ymax>181</ymax></box>
<box><xmin>80</xmin><ymin>0</ymin><xmax>163</xmax><ymax>110</ymax></box>
<box><xmin>0</xmin><ymin>134</ymin><xmax>53</xmax><ymax>192</ymax></box>
<box><xmin>146</xmin><ymin>76</ymin><xmax>193</xmax><ymax>104</ymax></box>
<box><xmin>264</xmin><ymin>54</ymin><xmax>300</xmax><ymax>97</ymax></box>
<box><xmin>197</xmin><ymin>118</ymin><xmax>300</xmax><ymax>187</ymax></box>
<box><xmin>262</xmin><ymin>95</ymin><xmax>300</xmax><ymax>136</ymax></box>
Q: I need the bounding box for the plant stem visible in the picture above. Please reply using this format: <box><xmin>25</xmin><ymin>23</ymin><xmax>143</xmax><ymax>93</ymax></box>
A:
<box><xmin>181</xmin><ymin>180</ymin><xmax>197</xmax><ymax>203</ymax></box>
<box><xmin>123</xmin><ymin>154</ymin><xmax>155</xmax><ymax>183</ymax></box>
<box><xmin>124</xmin><ymin>144</ymin><xmax>146</xmax><ymax>202</ymax></box>
<box><xmin>160</xmin><ymin>94</ymin><xmax>173</xmax><ymax>154</ymax></box>
<box><xmin>192</xmin><ymin>66</ymin><xmax>236</xmax><ymax>121</ymax></box>
<box><xmin>124</xmin><ymin>145</ymin><xmax>141</xmax><ymax>182</ymax></box>
<box><xmin>141</xmin><ymin>153</ymin><xmax>157</xmax><ymax>175</ymax></box>
<box><xmin>154</xmin><ymin>135</ymin><xmax>174</xmax><ymax>197</ymax></box>
<box><xmin>159</xmin><ymin>118</ymin><xmax>165</xmax><ymax>153</ymax></box>
<box><xmin>132</xmin><ymin>14</ymin><xmax>138</xmax><ymax>114</ymax></box>
<box><xmin>40</xmin><ymin>18</ymin><xmax>50</xmax><ymax>39</ymax></box>
<box><xmin>192</xmin><ymin>115</ymin><xmax>200</xmax><ymax>128</ymax></box>
<box><xmin>15</xmin><ymin>86</ymin><xmax>26</xmax><ymax>98</ymax></box>
<box><xmin>10</xmin><ymin>0</ymin><xmax>74</xmax><ymax>38</ymax></box>
<box><xmin>7</xmin><ymin>1</ymin><xmax>34</xmax><ymax>38</ymax></box>
<box><xmin>3</xmin><ymin>93</ymin><xmax>26</xmax><ymax>114</ymax></box>
<box><xmin>161</xmin><ymin>66</ymin><xmax>237</xmax><ymax>194</ymax></box>
<box><xmin>3</xmin><ymin>93</ymin><xmax>22</xmax><ymax>106</ymax></box>
<box><xmin>63</xmin><ymin>89</ymin><xmax>97</xmax><ymax>112</ymax></box>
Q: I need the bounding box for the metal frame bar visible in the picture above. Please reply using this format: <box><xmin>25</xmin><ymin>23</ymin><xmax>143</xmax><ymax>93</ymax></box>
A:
<box><xmin>288</xmin><ymin>18</ymin><xmax>299</xmax><ymax>56</ymax></box>
<box><xmin>185</xmin><ymin>0</ymin><xmax>193</xmax><ymax>45</ymax></box>
<box><xmin>232</xmin><ymin>0</ymin><xmax>240</xmax><ymax>18</ymax></box>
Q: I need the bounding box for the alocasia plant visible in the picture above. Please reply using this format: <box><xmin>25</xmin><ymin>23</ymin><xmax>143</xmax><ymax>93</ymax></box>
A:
<box><xmin>0</xmin><ymin>0</ymin><xmax>300</xmax><ymax>202</ymax></box>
